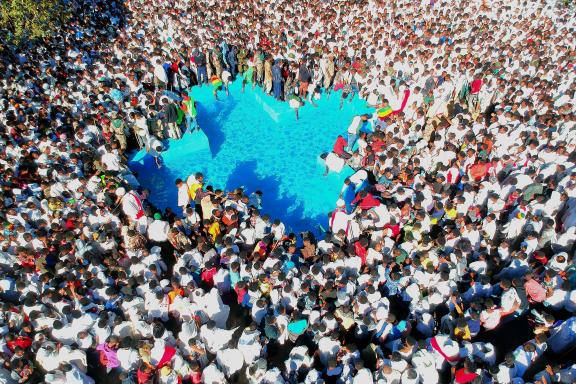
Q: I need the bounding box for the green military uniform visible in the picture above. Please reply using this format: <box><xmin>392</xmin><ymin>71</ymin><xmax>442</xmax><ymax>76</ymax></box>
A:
<box><xmin>255</xmin><ymin>51</ymin><xmax>265</xmax><ymax>85</ymax></box>
<box><xmin>237</xmin><ymin>49</ymin><xmax>248</xmax><ymax>74</ymax></box>
<box><xmin>111</xmin><ymin>117</ymin><xmax>127</xmax><ymax>151</ymax></box>
<box><xmin>212</xmin><ymin>46</ymin><xmax>223</xmax><ymax>78</ymax></box>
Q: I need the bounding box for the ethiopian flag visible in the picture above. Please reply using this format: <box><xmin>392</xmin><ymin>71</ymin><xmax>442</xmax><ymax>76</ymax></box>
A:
<box><xmin>211</xmin><ymin>76</ymin><xmax>223</xmax><ymax>89</ymax></box>
<box><xmin>181</xmin><ymin>94</ymin><xmax>197</xmax><ymax>118</ymax></box>
<box><xmin>376</xmin><ymin>89</ymin><xmax>411</xmax><ymax>120</ymax></box>
<box><xmin>377</xmin><ymin>106</ymin><xmax>393</xmax><ymax>119</ymax></box>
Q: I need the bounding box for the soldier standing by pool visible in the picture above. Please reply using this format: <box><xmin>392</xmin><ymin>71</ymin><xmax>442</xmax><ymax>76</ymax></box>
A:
<box><xmin>255</xmin><ymin>49</ymin><xmax>265</xmax><ymax>86</ymax></box>
<box><xmin>211</xmin><ymin>44</ymin><xmax>223</xmax><ymax>79</ymax></box>
<box><xmin>237</xmin><ymin>48</ymin><xmax>248</xmax><ymax>74</ymax></box>
<box><xmin>109</xmin><ymin>111</ymin><xmax>127</xmax><ymax>152</ymax></box>
<box><xmin>264</xmin><ymin>58</ymin><xmax>273</xmax><ymax>95</ymax></box>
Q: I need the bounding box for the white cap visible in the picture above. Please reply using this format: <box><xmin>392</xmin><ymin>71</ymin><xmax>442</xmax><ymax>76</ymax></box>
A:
<box><xmin>115</xmin><ymin>187</ymin><xmax>126</xmax><ymax>197</ymax></box>
<box><xmin>336</xmin><ymin>199</ymin><xmax>345</xmax><ymax>207</ymax></box>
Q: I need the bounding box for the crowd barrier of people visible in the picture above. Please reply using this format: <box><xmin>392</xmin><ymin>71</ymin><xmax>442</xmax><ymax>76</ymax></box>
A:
<box><xmin>0</xmin><ymin>0</ymin><xmax>575</xmax><ymax>383</ymax></box>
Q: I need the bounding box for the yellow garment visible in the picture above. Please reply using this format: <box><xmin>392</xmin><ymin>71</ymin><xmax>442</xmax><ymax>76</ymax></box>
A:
<box><xmin>446</xmin><ymin>208</ymin><xmax>458</xmax><ymax>220</ymax></box>
<box><xmin>454</xmin><ymin>302</ymin><xmax>464</xmax><ymax>316</ymax></box>
<box><xmin>188</xmin><ymin>183</ymin><xmax>202</xmax><ymax>200</ymax></box>
<box><xmin>208</xmin><ymin>222</ymin><xmax>221</xmax><ymax>242</ymax></box>
<box><xmin>48</xmin><ymin>198</ymin><xmax>64</xmax><ymax>211</ymax></box>
<box><xmin>259</xmin><ymin>281</ymin><xmax>271</xmax><ymax>295</ymax></box>
<box><xmin>421</xmin><ymin>257</ymin><xmax>432</xmax><ymax>269</ymax></box>
<box><xmin>455</xmin><ymin>325</ymin><xmax>471</xmax><ymax>341</ymax></box>
<box><xmin>168</xmin><ymin>289</ymin><xmax>183</xmax><ymax>304</ymax></box>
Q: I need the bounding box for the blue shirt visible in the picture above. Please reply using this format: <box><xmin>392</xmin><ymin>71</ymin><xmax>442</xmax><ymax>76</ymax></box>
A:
<box><xmin>272</xmin><ymin>65</ymin><xmax>283</xmax><ymax>82</ymax></box>
<box><xmin>388</xmin><ymin>320</ymin><xmax>408</xmax><ymax>340</ymax></box>
<box><xmin>384</xmin><ymin>268</ymin><xmax>401</xmax><ymax>295</ymax></box>
<box><xmin>229</xmin><ymin>271</ymin><xmax>240</xmax><ymax>288</ymax></box>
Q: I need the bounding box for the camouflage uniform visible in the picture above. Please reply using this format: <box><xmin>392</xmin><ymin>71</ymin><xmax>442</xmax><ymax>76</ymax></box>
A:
<box><xmin>212</xmin><ymin>47</ymin><xmax>223</xmax><ymax>78</ymax></box>
<box><xmin>255</xmin><ymin>52</ymin><xmax>264</xmax><ymax>85</ymax></box>
<box><xmin>237</xmin><ymin>49</ymin><xmax>248</xmax><ymax>74</ymax></box>
<box><xmin>147</xmin><ymin>115</ymin><xmax>164</xmax><ymax>140</ymax></box>
<box><xmin>324</xmin><ymin>55</ymin><xmax>335</xmax><ymax>90</ymax></box>
<box><xmin>206</xmin><ymin>53</ymin><xmax>213</xmax><ymax>80</ymax></box>
<box><xmin>110</xmin><ymin>117</ymin><xmax>127</xmax><ymax>151</ymax></box>
<box><xmin>264</xmin><ymin>60</ymin><xmax>273</xmax><ymax>94</ymax></box>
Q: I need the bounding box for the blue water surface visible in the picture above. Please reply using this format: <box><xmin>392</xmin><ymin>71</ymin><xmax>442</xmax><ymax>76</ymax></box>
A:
<box><xmin>128</xmin><ymin>80</ymin><xmax>372</xmax><ymax>235</ymax></box>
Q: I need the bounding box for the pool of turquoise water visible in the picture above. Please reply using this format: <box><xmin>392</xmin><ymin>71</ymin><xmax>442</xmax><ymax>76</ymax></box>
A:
<box><xmin>128</xmin><ymin>80</ymin><xmax>372</xmax><ymax>235</ymax></box>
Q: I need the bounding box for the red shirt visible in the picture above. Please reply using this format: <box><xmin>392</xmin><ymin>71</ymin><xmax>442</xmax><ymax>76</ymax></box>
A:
<box><xmin>190</xmin><ymin>371</ymin><xmax>202</xmax><ymax>384</ymax></box>
<box><xmin>200</xmin><ymin>267</ymin><xmax>217</xmax><ymax>286</ymax></box>
<box><xmin>222</xmin><ymin>214</ymin><xmax>238</xmax><ymax>228</ymax></box>
<box><xmin>354</xmin><ymin>241</ymin><xmax>367</xmax><ymax>265</ymax></box>
<box><xmin>371</xmin><ymin>139</ymin><xmax>386</xmax><ymax>153</ymax></box>
<box><xmin>333</xmin><ymin>136</ymin><xmax>348</xmax><ymax>156</ymax></box>
<box><xmin>470</xmin><ymin>79</ymin><xmax>483</xmax><ymax>94</ymax></box>
<box><xmin>6</xmin><ymin>336</ymin><xmax>32</xmax><ymax>352</ymax></box>
<box><xmin>235</xmin><ymin>286</ymin><xmax>247</xmax><ymax>304</ymax></box>
<box><xmin>65</xmin><ymin>218</ymin><xmax>76</xmax><ymax>230</ymax></box>
<box><xmin>137</xmin><ymin>368</ymin><xmax>154</xmax><ymax>384</ymax></box>
<box><xmin>469</xmin><ymin>162</ymin><xmax>488</xmax><ymax>181</ymax></box>
<box><xmin>455</xmin><ymin>368</ymin><xmax>479</xmax><ymax>384</ymax></box>
<box><xmin>383</xmin><ymin>224</ymin><xmax>401</xmax><ymax>238</ymax></box>
<box><xmin>352</xmin><ymin>193</ymin><xmax>381</xmax><ymax>210</ymax></box>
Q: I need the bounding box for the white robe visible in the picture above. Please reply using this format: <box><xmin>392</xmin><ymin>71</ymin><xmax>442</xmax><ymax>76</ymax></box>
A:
<box><xmin>147</xmin><ymin>220</ymin><xmax>170</xmax><ymax>242</ymax></box>
<box><xmin>202</xmin><ymin>288</ymin><xmax>230</xmax><ymax>328</ymax></box>
<box><xmin>238</xmin><ymin>329</ymin><xmax>262</xmax><ymax>365</ymax></box>
<box><xmin>121</xmin><ymin>191</ymin><xmax>148</xmax><ymax>233</ymax></box>
<box><xmin>330</xmin><ymin>209</ymin><xmax>350</xmax><ymax>235</ymax></box>
<box><xmin>200</xmin><ymin>326</ymin><xmax>237</xmax><ymax>354</ymax></box>
<box><xmin>216</xmin><ymin>348</ymin><xmax>245</xmax><ymax>377</ymax></box>
<box><xmin>178</xmin><ymin>320</ymin><xmax>198</xmax><ymax>346</ymax></box>
<box><xmin>411</xmin><ymin>349</ymin><xmax>439</xmax><ymax>384</ymax></box>
<box><xmin>65</xmin><ymin>365</ymin><xmax>95</xmax><ymax>384</ymax></box>
<box><xmin>326</xmin><ymin>152</ymin><xmax>345</xmax><ymax>173</ymax></box>
<box><xmin>285</xmin><ymin>345</ymin><xmax>313</xmax><ymax>375</ymax></box>
<box><xmin>36</xmin><ymin>347</ymin><xmax>61</xmax><ymax>372</ymax></box>
<box><xmin>202</xmin><ymin>363</ymin><xmax>226</xmax><ymax>384</ymax></box>
<box><xmin>429</xmin><ymin>334</ymin><xmax>460</xmax><ymax>369</ymax></box>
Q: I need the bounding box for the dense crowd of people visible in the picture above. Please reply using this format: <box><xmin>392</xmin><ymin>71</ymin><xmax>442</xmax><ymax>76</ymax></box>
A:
<box><xmin>1</xmin><ymin>0</ymin><xmax>576</xmax><ymax>383</ymax></box>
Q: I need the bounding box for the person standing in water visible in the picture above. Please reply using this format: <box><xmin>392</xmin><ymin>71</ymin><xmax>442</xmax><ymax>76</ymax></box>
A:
<box><xmin>288</xmin><ymin>92</ymin><xmax>304</xmax><ymax>120</ymax></box>
<box><xmin>181</xmin><ymin>93</ymin><xmax>199</xmax><ymax>133</ymax></box>
<box><xmin>241</xmin><ymin>56</ymin><xmax>255</xmax><ymax>93</ymax></box>
<box><xmin>221</xmin><ymin>70</ymin><xmax>232</xmax><ymax>96</ymax></box>
<box><xmin>146</xmin><ymin>135</ymin><xmax>164</xmax><ymax>168</ymax></box>
<box><xmin>211</xmin><ymin>75</ymin><xmax>223</xmax><ymax>100</ymax></box>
